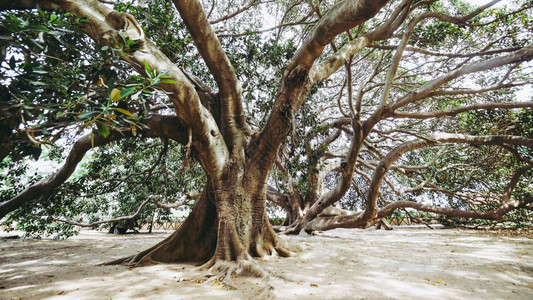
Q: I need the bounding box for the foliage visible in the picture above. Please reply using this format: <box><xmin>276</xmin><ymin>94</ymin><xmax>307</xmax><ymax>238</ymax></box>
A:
<box><xmin>1</xmin><ymin>0</ymin><xmax>532</xmax><ymax>238</ymax></box>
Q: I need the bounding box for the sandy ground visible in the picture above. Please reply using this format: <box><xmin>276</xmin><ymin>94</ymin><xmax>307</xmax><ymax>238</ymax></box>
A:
<box><xmin>0</xmin><ymin>226</ymin><xmax>532</xmax><ymax>300</ymax></box>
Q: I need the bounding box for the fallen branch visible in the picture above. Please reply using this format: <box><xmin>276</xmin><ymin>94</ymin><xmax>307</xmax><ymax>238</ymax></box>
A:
<box><xmin>54</xmin><ymin>193</ymin><xmax>198</xmax><ymax>227</ymax></box>
<box><xmin>54</xmin><ymin>197</ymin><xmax>152</xmax><ymax>228</ymax></box>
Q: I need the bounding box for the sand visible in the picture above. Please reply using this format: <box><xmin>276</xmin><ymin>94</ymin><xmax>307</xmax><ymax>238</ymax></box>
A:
<box><xmin>1</xmin><ymin>227</ymin><xmax>532</xmax><ymax>299</ymax></box>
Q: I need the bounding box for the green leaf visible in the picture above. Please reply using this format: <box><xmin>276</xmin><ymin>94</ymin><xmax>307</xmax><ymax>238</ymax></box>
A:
<box><xmin>120</xmin><ymin>87</ymin><xmax>136</xmax><ymax>99</ymax></box>
<box><xmin>96</xmin><ymin>122</ymin><xmax>110</xmax><ymax>138</ymax></box>
<box><xmin>144</xmin><ymin>61</ymin><xmax>152</xmax><ymax>77</ymax></box>
<box><xmin>50</xmin><ymin>14</ymin><xmax>58</xmax><ymax>23</ymax></box>
<box><xmin>9</xmin><ymin>56</ymin><xmax>16</xmax><ymax>69</ymax></box>
<box><xmin>78</xmin><ymin>111</ymin><xmax>99</xmax><ymax>120</ymax></box>
<box><xmin>160</xmin><ymin>79</ymin><xmax>178</xmax><ymax>84</ymax></box>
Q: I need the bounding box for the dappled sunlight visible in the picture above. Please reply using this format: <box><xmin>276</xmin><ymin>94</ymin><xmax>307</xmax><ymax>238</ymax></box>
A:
<box><xmin>1</xmin><ymin>228</ymin><xmax>531</xmax><ymax>299</ymax></box>
<box><xmin>265</xmin><ymin>228</ymin><xmax>532</xmax><ymax>299</ymax></box>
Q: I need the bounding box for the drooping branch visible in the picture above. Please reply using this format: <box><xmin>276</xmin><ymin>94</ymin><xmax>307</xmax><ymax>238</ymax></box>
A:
<box><xmin>0</xmin><ymin>131</ymin><xmax>126</xmax><ymax>219</ymax></box>
<box><xmin>375</xmin><ymin>196</ymin><xmax>533</xmax><ymax>222</ymax></box>
<box><xmin>53</xmin><ymin>192</ymin><xmax>198</xmax><ymax>228</ymax></box>
<box><xmin>359</xmin><ymin>133</ymin><xmax>533</xmax><ymax>226</ymax></box>
<box><xmin>54</xmin><ymin>197</ymin><xmax>153</xmax><ymax>228</ymax></box>
<box><xmin>0</xmin><ymin>115</ymin><xmax>188</xmax><ymax>219</ymax></box>
<box><xmin>306</xmin><ymin>135</ymin><xmax>532</xmax><ymax>231</ymax></box>
<box><xmin>388</xmin><ymin>45</ymin><xmax>533</xmax><ymax>112</ymax></box>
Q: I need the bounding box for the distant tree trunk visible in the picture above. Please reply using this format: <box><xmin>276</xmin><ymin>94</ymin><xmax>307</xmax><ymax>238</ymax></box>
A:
<box><xmin>148</xmin><ymin>212</ymin><xmax>154</xmax><ymax>234</ymax></box>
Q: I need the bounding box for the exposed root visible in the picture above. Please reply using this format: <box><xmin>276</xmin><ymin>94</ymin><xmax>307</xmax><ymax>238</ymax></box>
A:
<box><xmin>195</xmin><ymin>255</ymin><xmax>289</xmax><ymax>292</ymax></box>
<box><xmin>275</xmin><ymin>235</ymin><xmax>303</xmax><ymax>254</ymax></box>
<box><xmin>99</xmin><ymin>255</ymin><xmax>134</xmax><ymax>266</ymax></box>
<box><xmin>100</xmin><ymin>239</ymin><xmax>164</xmax><ymax>267</ymax></box>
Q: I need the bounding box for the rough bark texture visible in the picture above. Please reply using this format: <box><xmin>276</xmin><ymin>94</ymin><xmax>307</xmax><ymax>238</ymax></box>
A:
<box><xmin>111</xmin><ymin>175</ymin><xmax>293</xmax><ymax>269</ymax></box>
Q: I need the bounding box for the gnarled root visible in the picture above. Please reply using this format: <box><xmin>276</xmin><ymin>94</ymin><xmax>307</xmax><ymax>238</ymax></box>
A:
<box><xmin>195</xmin><ymin>253</ymin><xmax>288</xmax><ymax>300</ymax></box>
<box><xmin>200</xmin><ymin>255</ymin><xmax>269</xmax><ymax>289</ymax></box>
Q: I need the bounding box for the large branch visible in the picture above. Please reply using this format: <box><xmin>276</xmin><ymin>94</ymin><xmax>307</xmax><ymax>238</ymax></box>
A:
<box><xmin>392</xmin><ymin>102</ymin><xmax>533</xmax><ymax>119</ymax></box>
<box><xmin>310</xmin><ymin>37</ymin><xmax>370</xmax><ymax>82</ymax></box>
<box><xmin>389</xmin><ymin>45</ymin><xmax>533</xmax><ymax>112</ymax></box>
<box><xmin>0</xmin><ymin>0</ymin><xmax>54</xmax><ymax>10</ymax></box>
<box><xmin>375</xmin><ymin>196</ymin><xmax>533</xmax><ymax>222</ymax></box>
<box><xmin>172</xmin><ymin>0</ymin><xmax>249</xmax><ymax>151</ymax></box>
<box><xmin>248</xmin><ymin>0</ymin><xmax>389</xmax><ymax>177</ymax></box>
<box><xmin>310</xmin><ymin>0</ymin><xmax>414</xmax><ymax>83</ymax></box>
<box><xmin>34</xmin><ymin>0</ymin><xmax>230</xmax><ymax>179</ymax></box>
<box><xmin>0</xmin><ymin>115</ymin><xmax>188</xmax><ymax>219</ymax></box>
<box><xmin>290</xmin><ymin>0</ymin><xmax>389</xmax><ymax>69</ymax></box>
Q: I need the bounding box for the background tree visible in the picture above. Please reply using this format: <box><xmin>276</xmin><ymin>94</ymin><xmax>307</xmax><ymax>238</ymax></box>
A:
<box><xmin>0</xmin><ymin>0</ymin><xmax>532</xmax><ymax>281</ymax></box>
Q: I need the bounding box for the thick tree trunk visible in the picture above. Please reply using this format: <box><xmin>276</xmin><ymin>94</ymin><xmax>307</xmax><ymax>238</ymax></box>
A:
<box><xmin>281</xmin><ymin>193</ymin><xmax>305</xmax><ymax>226</ymax></box>
<box><xmin>113</xmin><ymin>171</ymin><xmax>292</xmax><ymax>268</ymax></box>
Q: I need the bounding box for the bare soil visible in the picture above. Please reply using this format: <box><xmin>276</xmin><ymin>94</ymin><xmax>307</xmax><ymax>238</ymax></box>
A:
<box><xmin>1</xmin><ymin>227</ymin><xmax>532</xmax><ymax>299</ymax></box>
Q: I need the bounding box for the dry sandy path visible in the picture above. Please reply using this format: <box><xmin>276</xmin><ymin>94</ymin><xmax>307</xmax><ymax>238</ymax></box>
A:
<box><xmin>1</xmin><ymin>227</ymin><xmax>532</xmax><ymax>299</ymax></box>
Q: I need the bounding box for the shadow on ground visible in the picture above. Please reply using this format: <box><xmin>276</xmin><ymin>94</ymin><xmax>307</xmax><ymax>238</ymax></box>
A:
<box><xmin>0</xmin><ymin>228</ymin><xmax>532</xmax><ymax>299</ymax></box>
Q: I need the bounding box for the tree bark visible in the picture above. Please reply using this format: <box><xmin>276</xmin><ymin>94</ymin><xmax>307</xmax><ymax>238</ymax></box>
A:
<box><xmin>112</xmin><ymin>173</ymin><xmax>292</xmax><ymax>268</ymax></box>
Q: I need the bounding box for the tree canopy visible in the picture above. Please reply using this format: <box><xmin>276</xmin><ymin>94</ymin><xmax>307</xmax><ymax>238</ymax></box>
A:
<box><xmin>0</xmin><ymin>0</ymin><xmax>532</xmax><ymax>279</ymax></box>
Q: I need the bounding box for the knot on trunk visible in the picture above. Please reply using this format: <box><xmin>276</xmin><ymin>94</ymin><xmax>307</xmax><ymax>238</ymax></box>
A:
<box><xmin>287</xmin><ymin>65</ymin><xmax>310</xmax><ymax>88</ymax></box>
<box><xmin>103</xmin><ymin>11</ymin><xmax>145</xmax><ymax>52</ymax></box>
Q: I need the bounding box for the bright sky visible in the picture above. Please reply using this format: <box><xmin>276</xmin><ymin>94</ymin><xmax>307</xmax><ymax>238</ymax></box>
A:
<box><xmin>464</xmin><ymin>0</ymin><xmax>514</xmax><ymax>7</ymax></box>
